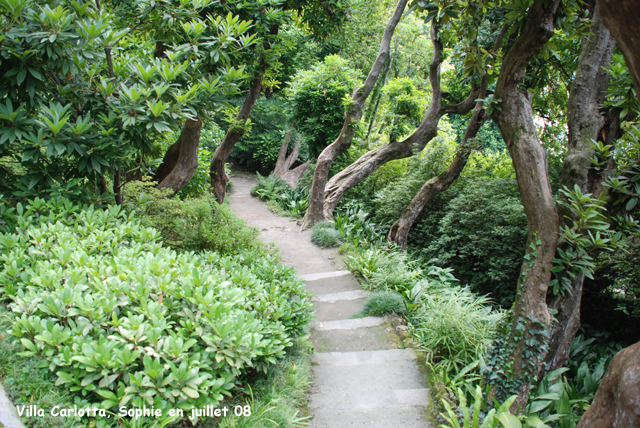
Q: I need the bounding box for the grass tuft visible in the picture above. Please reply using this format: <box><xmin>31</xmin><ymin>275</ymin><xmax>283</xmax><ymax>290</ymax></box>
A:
<box><xmin>311</xmin><ymin>223</ymin><xmax>342</xmax><ymax>248</ymax></box>
<box><xmin>360</xmin><ymin>291</ymin><xmax>406</xmax><ymax>316</ymax></box>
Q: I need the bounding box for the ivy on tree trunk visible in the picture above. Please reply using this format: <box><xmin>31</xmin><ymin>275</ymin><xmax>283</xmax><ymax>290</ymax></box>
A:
<box><xmin>485</xmin><ymin>0</ymin><xmax>562</xmax><ymax>410</ymax></box>
<box><xmin>543</xmin><ymin>2</ymin><xmax>618</xmax><ymax>376</ymax></box>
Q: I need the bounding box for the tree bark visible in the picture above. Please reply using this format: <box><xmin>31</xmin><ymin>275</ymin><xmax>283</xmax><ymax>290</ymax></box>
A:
<box><xmin>113</xmin><ymin>167</ymin><xmax>122</xmax><ymax>205</ymax></box>
<box><xmin>487</xmin><ymin>0</ymin><xmax>562</xmax><ymax>410</ymax></box>
<box><xmin>156</xmin><ymin>118</ymin><xmax>203</xmax><ymax>195</ymax></box>
<box><xmin>209</xmin><ymin>70</ymin><xmax>265</xmax><ymax>203</ymax></box>
<box><xmin>543</xmin><ymin>3</ymin><xmax>617</xmax><ymax>376</ymax></box>
<box><xmin>388</xmin><ymin>102</ymin><xmax>487</xmax><ymax>247</ymax></box>
<box><xmin>273</xmin><ymin>125</ymin><xmax>297</xmax><ymax>177</ymax></box>
<box><xmin>598</xmin><ymin>0</ymin><xmax>640</xmax><ymax>105</ymax></box>
<box><xmin>301</xmin><ymin>0</ymin><xmax>409</xmax><ymax>228</ymax></box>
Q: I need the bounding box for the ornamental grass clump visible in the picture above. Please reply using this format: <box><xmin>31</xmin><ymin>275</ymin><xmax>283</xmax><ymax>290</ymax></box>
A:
<box><xmin>361</xmin><ymin>291</ymin><xmax>406</xmax><ymax>316</ymax></box>
<box><xmin>0</xmin><ymin>198</ymin><xmax>312</xmax><ymax>425</ymax></box>
<box><xmin>408</xmin><ymin>281</ymin><xmax>503</xmax><ymax>372</ymax></box>
<box><xmin>311</xmin><ymin>222</ymin><xmax>342</xmax><ymax>247</ymax></box>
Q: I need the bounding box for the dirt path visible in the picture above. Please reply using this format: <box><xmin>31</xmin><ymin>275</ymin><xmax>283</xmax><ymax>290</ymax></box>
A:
<box><xmin>228</xmin><ymin>176</ymin><xmax>432</xmax><ymax>428</ymax></box>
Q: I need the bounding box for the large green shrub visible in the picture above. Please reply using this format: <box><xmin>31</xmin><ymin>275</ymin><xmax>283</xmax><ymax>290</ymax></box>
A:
<box><xmin>424</xmin><ymin>178</ymin><xmax>527</xmax><ymax>308</ymax></box>
<box><xmin>288</xmin><ymin>55</ymin><xmax>361</xmax><ymax>157</ymax></box>
<box><xmin>0</xmin><ymin>198</ymin><xmax>312</xmax><ymax>425</ymax></box>
<box><xmin>379</xmin><ymin>77</ymin><xmax>428</xmax><ymax>142</ymax></box>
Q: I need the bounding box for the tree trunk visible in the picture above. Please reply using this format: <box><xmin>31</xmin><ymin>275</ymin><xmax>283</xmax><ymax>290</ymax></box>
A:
<box><xmin>486</xmin><ymin>0</ymin><xmax>562</xmax><ymax>410</ymax></box>
<box><xmin>388</xmin><ymin>103</ymin><xmax>487</xmax><ymax>247</ymax></box>
<box><xmin>113</xmin><ymin>167</ymin><xmax>122</xmax><ymax>205</ymax></box>
<box><xmin>301</xmin><ymin>0</ymin><xmax>409</xmax><ymax>228</ymax></box>
<box><xmin>598</xmin><ymin>0</ymin><xmax>640</xmax><ymax>105</ymax></box>
<box><xmin>273</xmin><ymin>125</ymin><xmax>297</xmax><ymax>177</ymax></box>
<box><xmin>156</xmin><ymin>118</ymin><xmax>203</xmax><ymax>195</ymax></box>
<box><xmin>282</xmin><ymin>161</ymin><xmax>311</xmax><ymax>188</ymax></box>
<box><xmin>209</xmin><ymin>71</ymin><xmax>265</xmax><ymax>203</ymax></box>
<box><xmin>543</xmin><ymin>3</ymin><xmax>617</xmax><ymax>376</ymax></box>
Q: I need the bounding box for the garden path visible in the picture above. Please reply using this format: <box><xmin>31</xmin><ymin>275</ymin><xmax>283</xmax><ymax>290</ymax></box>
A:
<box><xmin>228</xmin><ymin>175</ymin><xmax>432</xmax><ymax>428</ymax></box>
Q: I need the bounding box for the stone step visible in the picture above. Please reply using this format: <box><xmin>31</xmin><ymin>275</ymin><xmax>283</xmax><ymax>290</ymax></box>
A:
<box><xmin>311</xmin><ymin>357</ymin><xmax>426</xmax><ymax>393</ymax></box>
<box><xmin>311</xmin><ymin>289</ymin><xmax>370</xmax><ymax>303</ymax></box>
<box><xmin>312</xmin><ymin>324</ymin><xmax>398</xmax><ymax>352</ymax></box>
<box><xmin>312</xmin><ymin>348</ymin><xmax>417</xmax><ymax>366</ymax></box>
<box><xmin>304</xmin><ymin>273</ymin><xmax>362</xmax><ymax>295</ymax></box>
<box><xmin>309</xmin><ymin>406</ymin><xmax>431</xmax><ymax>428</ymax></box>
<box><xmin>313</xmin><ymin>298</ymin><xmax>366</xmax><ymax>322</ymax></box>
<box><xmin>309</xmin><ymin>388</ymin><xmax>430</xmax><ymax>410</ymax></box>
<box><xmin>311</xmin><ymin>316</ymin><xmax>383</xmax><ymax>331</ymax></box>
<box><xmin>300</xmin><ymin>270</ymin><xmax>351</xmax><ymax>281</ymax></box>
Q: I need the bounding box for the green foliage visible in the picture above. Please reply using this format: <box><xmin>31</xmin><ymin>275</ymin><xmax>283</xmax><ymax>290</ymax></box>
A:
<box><xmin>334</xmin><ymin>204</ymin><xmax>385</xmax><ymax>247</ymax></box>
<box><xmin>380</xmin><ymin>77</ymin><xmax>428</xmax><ymax>142</ymax></box>
<box><xmin>251</xmin><ymin>173</ymin><xmax>290</xmax><ymax>201</ymax></box>
<box><xmin>440</xmin><ymin>384</ymin><xmax>548</xmax><ymax>428</ymax></box>
<box><xmin>176</xmin><ymin>148</ymin><xmax>212</xmax><ymax>199</ymax></box>
<box><xmin>408</xmin><ymin>280</ymin><xmax>503</xmax><ymax>372</ymax></box>
<box><xmin>0</xmin><ymin>0</ymin><xmax>252</xmax><ymax>200</ymax></box>
<box><xmin>125</xmin><ymin>180</ymin><xmax>261</xmax><ymax>256</ymax></box>
<box><xmin>551</xmin><ymin>185</ymin><xmax>624</xmax><ymax>296</ymax></box>
<box><xmin>288</xmin><ymin>55</ymin><xmax>361</xmax><ymax>157</ymax></box>
<box><xmin>311</xmin><ymin>222</ymin><xmax>342</xmax><ymax>248</ymax></box>
<box><xmin>423</xmin><ymin>178</ymin><xmax>527</xmax><ymax>308</ymax></box>
<box><xmin>604</xmin><ymin>53</ymin><xmax>639</xmax><ymax>120</ymax></box>
<box><xmin>360</xmin><ymin>291</ymin><xmax>406</xmax><ymax>316</ymax></box>
<box><xmin>231</xmin><ymin>95</ymin><xmax>293</xmax><ymax>172</ymax></box>
<box><xmin>0</xmin><ymin>197</ymin><xmax>312</xmax><ymax>425</ymax></box>
<box><xmin>605</xmin><ymin>218</ymin><xmax>640</xmax><ymax>319</ymax></box>
<box><xmin>279</xmin><ymin>186</ymin><xmax>310</xmax><ymax>218</ymax></box>
<box><xmin>372</xmin><ymin>133</ymin><xmax>458</xmax><ymax>225</ymax></box>
<box><xmin>367</xmin><ymin>250</ymin><xmax>423</xmax><ymax>293</ymax></box>
<box><xmin>215</xmin><ymin>336</ymin><xmax>313</xmax><ymax>428</ymax></box>
<box><xmin>344</xmin><ymin>247</ymin><xmax>384</xmax><ymax>281</ymax></box>
<box><xmin>0</xmin><ymin>304</ymin><xmax>77</xmax><ymax>428</ymax></box>
<box><xmin>251</xmin><ymin>174</ymin><xmax>310</xmax><ymax>218</ymax></box>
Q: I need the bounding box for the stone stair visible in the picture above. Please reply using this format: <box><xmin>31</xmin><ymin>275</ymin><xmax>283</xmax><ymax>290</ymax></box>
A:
<box><xmin>304</xmin><ymin>271</ymin><xmax>432</xmax><ymax>428</ymax></box>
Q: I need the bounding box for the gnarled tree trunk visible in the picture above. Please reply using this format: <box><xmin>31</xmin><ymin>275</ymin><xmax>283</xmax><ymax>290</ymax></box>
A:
<box><xmin>321</xmin><ymin>47</ymin><xmax>479</xmax><ymax>220</ymax></box>
<box><xmin>210</xmin><ymin>70</ymin><xmax>265</xmax><ymax>203</ymax></box>
<box><xmin>543</xmin><ymin>2</ymin><xmax>618</xmax><ymax>376</ymax></box>
<box><xmin>486</xmin><ymin>0</ymin><xmax>562</xmax><ymax>410</ymax></box>
<box><xmin>273</xmin><ymin>126</ymin><xmax>309</xmax><ymax>188</ymax></box>
<box><xmin>302</xmin><ymin>0</ymin><xmax>409</xmax><ymax>227</ymax></box>
<box><xmin>156</xmin><ymin>118</ymin><xmax>203</xmax><ymax>194</ymax></box>
<box><xmin>388</xmin><ymin>102</ymin><xmax>487</xmax><ymax>247</ymax></box>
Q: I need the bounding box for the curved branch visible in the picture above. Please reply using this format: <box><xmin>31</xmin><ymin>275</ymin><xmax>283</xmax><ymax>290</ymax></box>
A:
<box><xmin>301</xmin><ymin>0</ymin><xmax>410</xmax><ymax>227</ymax></box>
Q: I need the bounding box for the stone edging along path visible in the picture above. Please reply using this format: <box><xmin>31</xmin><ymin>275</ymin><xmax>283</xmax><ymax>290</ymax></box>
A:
<box><xmin>228</xmin><ymin>176</ymin><xmax>433</xmax><ymax>428</ymax></box>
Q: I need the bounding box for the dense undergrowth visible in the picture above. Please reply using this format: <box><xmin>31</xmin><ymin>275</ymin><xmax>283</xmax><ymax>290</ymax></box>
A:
<box><xmin>0</xmin><ymin>194</ymin><xmax>314</xmax><ymax>428</ymax></box>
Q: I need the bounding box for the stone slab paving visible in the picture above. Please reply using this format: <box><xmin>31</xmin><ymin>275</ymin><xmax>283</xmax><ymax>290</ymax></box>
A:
<box><xmin>313</xmin><ymin>298</ymin><xmax>368</xmax><ymax>321</ymax></box>
<box><xmin>311</xmin><ymin>290</ymin><xmax>370</xmax><ymax>303</ymax></box>
<box><xmin>304</xmin><ymin>274</ymin><xmax>362</xmax><ymax>296</ymax></box>
<box><xmin>227</xmin><ymin>175</ymin><xmax>433</xmax><ymax>428</ymax></box>
<box><xmin>310</xmin><ymin>316</ymin><xmax>383</xmax><ymax>330</ymax></box>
